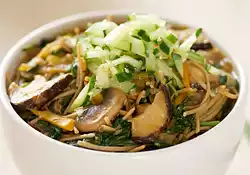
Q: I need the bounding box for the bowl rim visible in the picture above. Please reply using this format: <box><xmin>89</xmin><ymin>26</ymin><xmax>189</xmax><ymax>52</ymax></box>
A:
<box><xmin>0</xmin><ymin>10</ymin><xmax>247</xmax><ymax>156</ymax></box>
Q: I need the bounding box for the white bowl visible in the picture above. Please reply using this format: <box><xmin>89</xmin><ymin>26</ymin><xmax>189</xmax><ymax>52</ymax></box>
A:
<box><xmin>0</xmin><ymin>11</ymin><xmax>247</xmax><ymax>175</ymax></box>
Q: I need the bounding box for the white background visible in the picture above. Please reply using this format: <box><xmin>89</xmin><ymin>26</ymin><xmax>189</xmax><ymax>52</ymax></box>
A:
<box><xmin>0</xmin><ymin>0</ymin><xmax>250</xmax><ymax>174</ymax></box>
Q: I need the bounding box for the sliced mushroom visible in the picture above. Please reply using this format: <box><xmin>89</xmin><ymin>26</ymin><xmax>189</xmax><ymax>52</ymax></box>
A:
<box><xmin>132</xmin><ymin>85</ymin><xmax>171</xmax><ymax>143</ymax></box>
<box><xmin>75</xmin><ymin>88</ymin><xmax>126</xmax><ymax>132</ymax></box>
<box><xmin>10</xmin><ymin>73</ymin><xmax>73</xmax><ymax>109</ymax></box>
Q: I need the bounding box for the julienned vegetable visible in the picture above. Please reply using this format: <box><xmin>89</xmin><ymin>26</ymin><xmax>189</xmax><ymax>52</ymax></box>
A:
<box><xmin>9</xmin><ymin>13</ymin><xmax>239</xmax><ymax>153</ymax></box>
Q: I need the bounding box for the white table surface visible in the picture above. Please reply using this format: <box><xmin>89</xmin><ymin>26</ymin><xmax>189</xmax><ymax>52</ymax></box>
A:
<box><xmin>1</xmin><ymin>0</ymin><xmax>250</xmax><ymax>174</ymax></box>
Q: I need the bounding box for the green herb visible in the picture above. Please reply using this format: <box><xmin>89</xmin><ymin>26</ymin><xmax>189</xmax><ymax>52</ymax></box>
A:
<box><xmin>200</xmin><ymin>121</ymin><xmax>220</xmax><ymax>127</ymax></box>
<box><xmin>97</xmin><ymin>117</ymin><xmax>134</xmax><ymax>146</ymax></box>
<box><xmin>219</xmin><ymin>75</ymin><xmax>227</xmax><ymax>85</ymax></box>
<box><xmin>195</xmin><ymin>28</ymin><xmax>203</xmax><ymax>37</ymax></box>
<box><xmin>137</xmin><ymin>30</ymin><xmax>150</xmax><ymax>42</ymax></box>
<box><xmin>159</xmin><ymin>42</ymin><xmax>170</xmax><ymax>55</ymax></box>
<box><xmin>166</xmin><ymin>104</ymin><xmax>195</xmax><ymax>133</ymax></box>
<box><xmin>167</xmin><ymin>33</ymin><xmax>178</xmax><ymax>44</ymax></box>
<box><xmin>36</xmin><ymin>120</ymin><xmax>62</xmax><ymax>140</ymax></box>
<box><xmin>153</xmin><ymin>48</ymin><xmax>159</xmax><ymax>55</ymax></box>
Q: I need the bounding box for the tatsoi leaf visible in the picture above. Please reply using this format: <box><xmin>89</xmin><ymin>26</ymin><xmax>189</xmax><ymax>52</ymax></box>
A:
<box><xmin>166</xmin><ymin>105</ymin><xmax>195</xmax><ymax>133</ymax></box>
<box><xmin>159</xmin><ymin>42</ymin><xmax>170</xmax><ymax>55</ymax></box>
<box><xmin>196</xmin><ymin>28</ymin><xmax>203</xmax><ymax>37</ymax></box>
<box><xmin>116</xmin><ymin>72</ymin><xmax>132</xmax><ymax>82</ymax></box>
<box><xmin>167</xmin><ymin>33</ymin><xmax>178</xmax><ymax>44</ymax></box>
<box><xmin>36</xmin><ymin>120</ymin><xmax>62</xmax><ymax>140</ymax></box>
<box><xmin>97</xmin><ymin>117</ymin><xmax>134</xmax><ymax>146</ymax></box>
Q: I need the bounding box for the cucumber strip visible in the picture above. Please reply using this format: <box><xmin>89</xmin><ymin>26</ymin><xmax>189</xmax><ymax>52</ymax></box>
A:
<box><xmin>150</xmin><ymin>28</ymin><xmax>169</xmax><ymax>41</ymax></box>
<box><xmin>172</xmin><ymin>53</ymin><xmax>183</xmax><ymax>77</ymax></box>
<box><xmin>109</xmin><ymin>77</ymin><xmax>135</xmax><ymax>93</ymax></box>
<box><xmin>91</xmin><ymin>37</ymin><xmax>105</xmax><ymax>46</ymax></box>
<box><xmin>113</xmin><ymin>40</ymin><xmax>131</xmax><ymax>51</ymax></box>
<box><xmin>86</xmin><ymin>49</ymin><xmax>110</xmax><ymax>59</ymax></box>
<box><xmin>156</xmin><ymin>59</ymin><xmax>184</xmax><ymax>88</ymax></box>
<box><xmin>128</xmin><ymin>13</ymin><xmax>166</xmax><ymax>27</ymax></box>
<box><xmin>180</xmin><ymin>28</ymin><xmax>202</xmax><ymax>51</ymax></box>
<box><xmin>85</xmin><ymin>20</ymin><xmax>118</xmax><ymax>37</ymax></box>
<box><xmin>111</xmin><ymin>56</ymin><xmax>143</xmax><ymax>71</ymax></box>
<box><xmin>70</xmin><ymin>83</ymin><xmax>90</xmax><ymax>111</ymax></box>
<box><xmin>69</xmin><ymin>75</ymin><xmax>96</xmax><ymax>111</ymax></box>
<box><xmin>125</xmin><ymin>20</ymin><xmax>157</xmax><ymax>33</ymax></box>
<box><xmin>78</xmin><ymin>37</ymin><xmax>94</xmax><ymax>53</ymax></box>
<box><xmin>82</xmin><ymin>76</ymin><xmax>96</xmax><ymax>106</ymax></box>
<box><xmin>96</xmin><ymin>64</ymin><xmax>110</xmax><ymax>88</ymax></box>
<box><xmin>87</xmin><ymin>62</ymin><xmax>99</xmax><ymax>74</ymax></box>
<box><xmin>105</xmin><ymin>24</ymin><xmax>130</xmax><ymax>47</ymax></box>
<box><xmin>145</xmin><ymin>42</ymin><xmax>157</xmax><ymax>71</ymax></box>
<box><xmin>129</xmin><ymin>36</ymin><xmax>146</xmax><ymax>57</ymax></box>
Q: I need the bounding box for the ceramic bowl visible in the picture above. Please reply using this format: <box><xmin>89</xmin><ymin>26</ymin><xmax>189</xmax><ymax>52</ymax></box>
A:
<box><xmin>0</xmin><ymin>11</ymin><xmax>247</xmax><ymax>175</ymax></box>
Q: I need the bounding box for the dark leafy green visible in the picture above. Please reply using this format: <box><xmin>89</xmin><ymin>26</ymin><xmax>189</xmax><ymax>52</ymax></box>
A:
<box><xmin>35</xmin><ymin>120</ymin><xmax>62</xmax><ymax>140</ymax></box>
<box><xmin>96</xmin><ymin>117</ymin><xmax>135</xmax><ymax>146</ymax></box>
<box><xmin>166</xmin><ymin>104</ymin><xmax>195</xmax><ymax>133</ymax></box>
